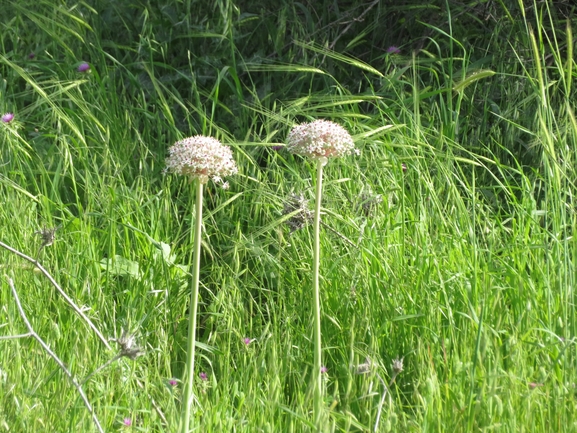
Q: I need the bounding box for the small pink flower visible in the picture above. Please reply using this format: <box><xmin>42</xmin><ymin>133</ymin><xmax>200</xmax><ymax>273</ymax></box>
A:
<box><xmin>122</xmin><ymin>417</ymin><xmax>132</xmax><ymax>426</ymax></box>
<box><xmin>169</xmin><ymin>379</ymin><xmax>177</xmax><ymax>386</ymax></box>
<box><xmin>77</xmin><ymin>62</ymin><xmax>90</xmax><ymax>72</ymax></box>
<box><xmin>1</xmin><ymin>113</ymin><xmax>14</xmax><ymax>123</ymax></box>
<box><xmin>387</xmin><ymin>46</ymin><xmax>401</xmax><ymax>55</ymax></box>
<box><xmin>243</xmin><ymin>337</ymin><xmax>252</xmax><ymax>345</ymax></box>
<box><xmin>199</xmin><ymin>372</ymin><xmax>208</xmax><ymax>381</ymax></box>
<box><xmin>320</xmin><ymin>366</ymin><xmax>328</xmax><ymax>374</ymax></box>
<box><xmin>528</xmin><ymin>382</ymin><xmax>544</xmax><ymax>389</ymax></box>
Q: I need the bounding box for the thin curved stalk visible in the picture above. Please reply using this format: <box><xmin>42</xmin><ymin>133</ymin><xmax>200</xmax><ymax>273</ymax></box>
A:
<box><xmin>8</xmin><ymin>278</ymin><xmax>104</xmax><ymax>433</ymax></box>
<box><xmin>0</xmin><ymin>240</ymin><xmax>111</xmax><ymax>351</ymax></box>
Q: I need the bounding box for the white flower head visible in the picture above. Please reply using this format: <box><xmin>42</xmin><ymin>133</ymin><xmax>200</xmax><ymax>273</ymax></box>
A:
<box><xmin>286</xmin><ymin>119</ymin><xmax>357</xmax><ymax>160</ymax></box>
<box><xmin>165</xmin><ymin>135</ymin><xmax>238</xmax><ymax>184</ymax></box>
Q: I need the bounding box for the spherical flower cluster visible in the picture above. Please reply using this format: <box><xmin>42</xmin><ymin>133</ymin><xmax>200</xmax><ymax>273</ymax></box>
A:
<box><xmin>286</xmin><ymin>119</ymin><xmax>357</xmax><ymax>161</ymax></box>
<box><xmin>78</xmin><ymin>62</ymin><xmax>90</xmax><ymax>73</ymax></box>
<box><xmin>1</xmin><ymin>113</ymin><xmax>14</xmax><ymax>123</ymax></box>
<box><xmin>165</xmin><ymin>135</ymin><xmax>237</xmax><ymax>184</ymax></box>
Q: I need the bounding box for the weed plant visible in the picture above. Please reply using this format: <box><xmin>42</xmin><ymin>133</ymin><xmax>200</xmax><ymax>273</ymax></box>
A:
<box><xmin>1</xmin><ymin>0</ymin><xmax>577</xmax><ymax>431</ymax></box>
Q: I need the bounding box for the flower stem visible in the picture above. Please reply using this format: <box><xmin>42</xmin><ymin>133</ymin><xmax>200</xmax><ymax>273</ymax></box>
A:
<box><xmin>313</xmin><ymin>159</ymin><xmax>325</xmax><ymax>431</ymax></box>
<box><xmin>179</xmin><ymin>179</ymin><xmax>204</xmax><ymax>433</ymax></box>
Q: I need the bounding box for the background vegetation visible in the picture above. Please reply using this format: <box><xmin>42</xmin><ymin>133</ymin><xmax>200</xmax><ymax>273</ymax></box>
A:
<box><xmin>1</xmin><ymin>0</ymin><xmax>576</xmax><ymax>431</ymax></box>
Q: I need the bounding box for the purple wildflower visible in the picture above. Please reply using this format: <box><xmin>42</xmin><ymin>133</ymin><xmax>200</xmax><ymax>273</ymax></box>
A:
<box><xmin>169</xmin><ymin>379</ymin><xmax>177</xmax><ymax>386</ymax></box>
<box><xmin>122</xmin><ymin>417</ymin><xmax>132</xmax><ymax>426</ymax></box>
<box><xmin>320</xmin><ymin>366</ymin><xmax>328</xmax><ymax>374</ymax></box>
<box><xmin>243</xmin><ymin>337</ymin><xmax>252</xmax><ymax>345</ymax></box>
<box><xmin>272</xmin><ymin>145</ymin><xmax>284</xmax><ymax>151</ymax></box>
<box><xmin>77</xmin><ymin>62</ymin><xmax>90</xmax><ymax>73</ymax></box>
<box><xmin>199</xmin><ymin>372</ymin><xmax>208</xmax><ymax>381</ymax></box>
<box><xmin>387</xmin><ymin>46</ymin><xmax>401</xmax><ymax>55</ymax></box>
<box><xmin>1</xmin><ymin>113</ymin><xmax>14</xmax><ymax>123</ymax></box>
<box><xmin>28</xmin><ymin>53</ymin><xmax>35</xmax><ymax>59</ymax></box>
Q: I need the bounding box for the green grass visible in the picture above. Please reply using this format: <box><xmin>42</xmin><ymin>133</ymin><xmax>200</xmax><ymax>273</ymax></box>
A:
<box><xmin>1</xmin><ymin>0</ymin><xmax>577</xmax><ymax>431</ymax></box>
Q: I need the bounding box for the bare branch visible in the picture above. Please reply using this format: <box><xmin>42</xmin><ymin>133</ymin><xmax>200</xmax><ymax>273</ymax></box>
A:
<box><xmin>0</xmin><ymin>332</ymin><xmax>33</xmax><ymax>340</ymax></box>
<box><xmin>7</xmin><ymin>278</ymin><xmax>104</xmax><ymax>433</ymax></box>
<box><xmin>0</xmin><ymin>240</ymin><xmax>111</xmax><ymax>350</ymax></box>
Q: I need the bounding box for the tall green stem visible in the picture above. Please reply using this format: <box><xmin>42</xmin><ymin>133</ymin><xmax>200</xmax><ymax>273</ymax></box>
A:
<box><xmin>179</xmin><ymin>179</ymin><xmax>204</xmax><ymax>433</ymax></box>
<box><xmin>313</xmin><ymin>159</ymin><xmax>325</xmax><ymax>431</ymax></box>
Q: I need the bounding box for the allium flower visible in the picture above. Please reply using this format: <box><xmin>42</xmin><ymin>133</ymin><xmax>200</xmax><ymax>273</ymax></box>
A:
<box><xmin>286</xmin><ymin>120</ymin><xmax>356</xmax><ymax>161</ymax></box>
<box><xmin>1</xmin><ymin>113</ymin><xmax>14</xmax><ymax>123</ymax></box>
<box><xmin>199</xmin><ymin>372</ymin><xmax>208</xmax><ymax>381</ymax></box>
<box><xmin>387</xmin><ymin>46</ymin><xmax>401</xmax><ymax>55</ymax></box>
<box><xmin>165</xmin><ymin>135</ymin><xmax>238</xmax><ymax>184</ymax></box>
<box><xmin>78</xmin><ymin>62</ymin><xmax>90</xmax><ymax>72</ymax></box>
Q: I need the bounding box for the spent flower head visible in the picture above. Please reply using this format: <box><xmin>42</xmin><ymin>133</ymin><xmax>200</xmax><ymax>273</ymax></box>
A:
<box><xmin>35</xmin><ymin>226</ymin><xmax>57</xmax><ymax>248</ymax></box>
<box><xmin>1</xmin><ymin>113</ymin><xmax>14</xmax><ymax>123</ymax></box>
<box><xmin>286</xmin><ymin>119</ymin><xmax>357</xmax><ymax>161</ymax></box>
<box><xmin>110</xmin><ymin>329</ymin><xmax>144</xmax><ymax>360</ymax></box>
<box><xmin>165</xmin><ymin>135</ymin><xmax>237</xmax><ymax>184</ymax></box>
<box><xmin>282</xmin><ymin>193</ymin><xmax>313</xmax><ymax>233</ymax></box>
<box><xmin>355</xmin><ymin>357</ymin><xmax>372</xmax><ymax>375</ymax></box>
<box><xmin>392</xmin><ymin>357</ymin><xmax>404</xmax><ymax>374</ymax></box>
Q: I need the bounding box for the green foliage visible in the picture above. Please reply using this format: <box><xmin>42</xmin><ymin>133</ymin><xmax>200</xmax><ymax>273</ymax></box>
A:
<box><xmin>1</xmin><ymin>0</ymin><xmax>577</xmax><ymax>431</ymax></box>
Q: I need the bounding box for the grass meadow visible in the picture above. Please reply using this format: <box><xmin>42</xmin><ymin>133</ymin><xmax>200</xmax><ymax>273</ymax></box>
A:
<box><xmin>1</xmin><ymin>0</ymin><xmax>577</xmax><ymax>431</ymax></box>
